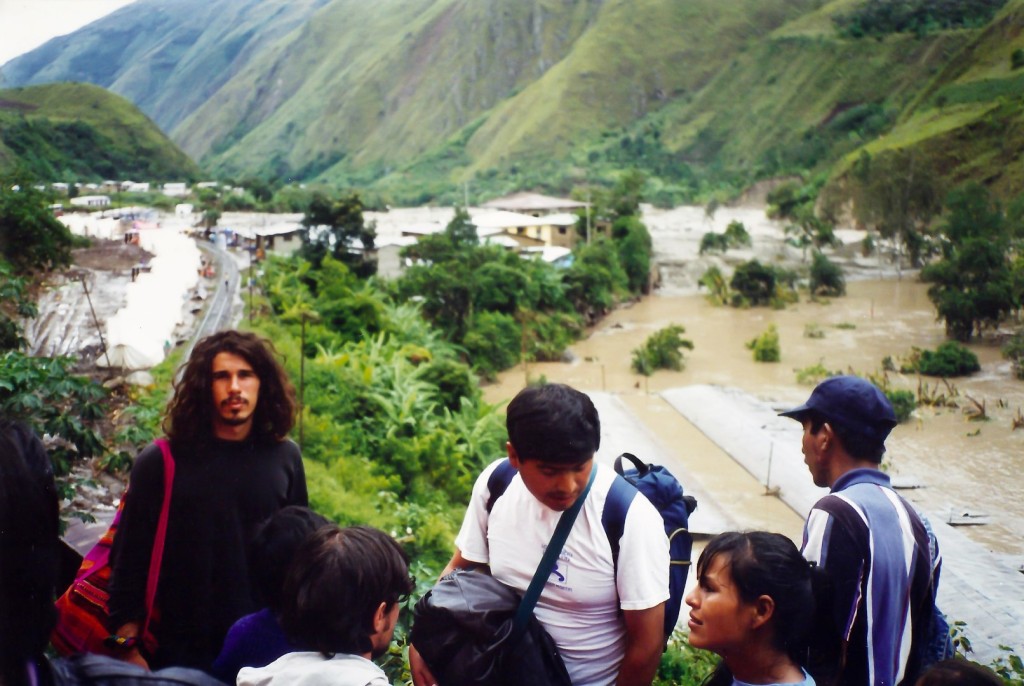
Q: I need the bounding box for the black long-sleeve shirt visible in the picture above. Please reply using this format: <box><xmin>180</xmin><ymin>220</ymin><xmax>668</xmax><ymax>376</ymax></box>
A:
<box><xmin>109</xmin><ymin>438</ymin><xmax>307</xmax><ymax>671</ymax></box>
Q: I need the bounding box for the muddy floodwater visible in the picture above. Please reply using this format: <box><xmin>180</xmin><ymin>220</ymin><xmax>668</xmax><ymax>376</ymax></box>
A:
<box><xmin>484</xmin><ymin>278</ymin><xmax>1024</xmax><ymax>559</ymax></box>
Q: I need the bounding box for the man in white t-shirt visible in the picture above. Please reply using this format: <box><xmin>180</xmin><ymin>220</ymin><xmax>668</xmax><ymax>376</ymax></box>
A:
<box><xmin>410</xmin><ymin>384</ymin><xmax>670</xmax><ymax>686</ymax></box>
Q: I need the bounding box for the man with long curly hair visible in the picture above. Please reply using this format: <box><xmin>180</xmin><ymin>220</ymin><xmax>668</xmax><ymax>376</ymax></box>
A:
<box><xmin>108</xmin><ymin>330</ymin><xmax>308</xmax><ymax>672</ymax></box>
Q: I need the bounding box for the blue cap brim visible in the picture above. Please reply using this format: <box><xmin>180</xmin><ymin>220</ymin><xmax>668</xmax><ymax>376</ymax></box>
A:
<box><xmin>779</xmin><ymin>403</ymin><xmax>812</xmax><ymax>420</ymax></box>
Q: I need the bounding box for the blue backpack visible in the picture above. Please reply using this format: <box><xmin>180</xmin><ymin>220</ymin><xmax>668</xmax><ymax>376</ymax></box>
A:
<box><xmin>485</xmin><ymin>452</ymin><xmax>697</xmax><ymax>643</ymax></box>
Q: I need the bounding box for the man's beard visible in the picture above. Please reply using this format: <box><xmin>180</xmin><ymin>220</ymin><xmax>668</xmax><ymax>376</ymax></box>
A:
<box><xmin>220</xmin><ymin>415</ymin><xmax>251</xmax><ymax>426</ymax></box>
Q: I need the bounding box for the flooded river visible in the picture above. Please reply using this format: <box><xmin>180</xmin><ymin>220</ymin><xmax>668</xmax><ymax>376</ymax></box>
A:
<box><xmin>484</xmin><ymin>254</ymin><xmax>1024</xmax><ymax>561</ymax></box>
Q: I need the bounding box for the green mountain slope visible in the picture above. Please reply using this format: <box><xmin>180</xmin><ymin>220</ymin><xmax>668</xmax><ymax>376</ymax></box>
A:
<box><xmin>177</xmin><ymin>0</ymin><xmax>824</xmax><ymax>183</ymax></box>
<box><xmin>0</xmin><ymin>0</ymin><xmax>329</xmax><ymax>134</ymax></box>
<box><xmin>3</xmin><ymin>0</ymin><xmax>1023</xmax><ymax>203</ymax></box>
<box><xmin>0</xmin><ymin>83</ymin><xmax>199</xmax><ymax>181</ymax></box>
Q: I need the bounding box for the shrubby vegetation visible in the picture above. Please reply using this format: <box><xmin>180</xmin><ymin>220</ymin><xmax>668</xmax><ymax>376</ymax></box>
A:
<box><xmin>653</xmin><ymin>633</ymin><xmax>718</xmax><ymax>686</ymax></box>
<box><xmin>730</xmin><ymin>261</ymin><xmax>777</xmax><ymax>307</ymax></box>
<box><xmin>698</xmin><ymin>266</ymin><xmax>731</xmax><ymax>306</ymax></box>
<box><xmin>885</xmin><ymin>389</ymin><xmax>917</xmax><ymax>423</ymax></box>
<box><xmin>1002</xmin><ymin>333</ymin><xmax>1024</xmax><ymax>380</ymax></box>
<box><xmin>230</xmin><ymin>184</ymin><xmax>652</xmax><ymax>567</ymax></box>
<box><xmin>894</xmin><ymin>342</ymin><xmax>981</xmax><ymax>377</ymax></box>
<box><xmin>631</xmin><ymin>325</ymin><xmax>694</xmax><ymax>375</ymax></box>
<box><xmin>699</xmin><ymin>220</ymin><xmax>751</xmax><ymax>255</ymax></box>
<box><xmin>256</xmin><ymin>255</ymin><xmax>506</xmax><ymax>570</ymax></box>
<box><xmin>729</xmin><ymin>261</ymin><xmax>798</xmax><ymax>309</ymax></box>
<box><xmin>747</xmin><ymin>324</ymin><xmax>781</xmax><ymax>362</ymax></box>
<box><xmin>809</xmin><ymin>252</ymin><xmax>845</xmax><ymax>297</ymax></box>
<box><xmin>834</xmin><ymin>0</ymin><xmax>1008</xmax><ymax>38</ymax></box>
<box><xmin>916</xmin><ymin>341</ymin><xmax>982</xmax><ymax>377</ymax></box>
<box><xmin>0</xmin><ymin>180</ymin><xmax>119</xmax><ymax>498</ymax></box>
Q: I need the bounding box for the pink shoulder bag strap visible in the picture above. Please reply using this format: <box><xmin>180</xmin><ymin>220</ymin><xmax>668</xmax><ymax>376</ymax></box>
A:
<box><xmin>142</xmin><ymin>438</ymin><xmax>176</xmax><ymax>636</ymax></box>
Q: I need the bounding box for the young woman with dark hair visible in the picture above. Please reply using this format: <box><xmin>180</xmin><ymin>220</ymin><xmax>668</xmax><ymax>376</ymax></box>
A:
<box><xmin>685</xmin><ymin>531</ymin><xmax>816</xmax><ymax>686</ymax></box>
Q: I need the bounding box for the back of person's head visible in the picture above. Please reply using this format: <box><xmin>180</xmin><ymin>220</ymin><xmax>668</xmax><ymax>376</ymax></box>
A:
<box><xmin>696</xmin><ymin>531</ymin><xmax>814</xmax><ymax>662</ymax></box>
<box><xmin>0</xmin><ymin>420</ymin><xmax>60</xmax><ymax>684</ymax></box>
<box><xmin>506</xmin><ymin>383</ymin><xmax>600</xmax><ymax>464</ymax></box>
<box><xmin>280</xmin><ymin>524</ymin><xmax>414</xmax><ymax>658</ymax></box>
<box><xmin>250</xmin><ymin>506</ymin><xmax>330</xmax><ymax>614</ymax></box>
<box><xmin>915</xmin><ymin>658</ymin><xmax>1003</xmax><ymax>686</ymax></box>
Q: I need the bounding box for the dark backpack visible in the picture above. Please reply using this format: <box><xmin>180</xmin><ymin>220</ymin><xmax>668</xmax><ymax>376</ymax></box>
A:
<box><xmin>484</xmin><ymin>452</ymin><xmax>697</xmax><ymax>643</ymax></box>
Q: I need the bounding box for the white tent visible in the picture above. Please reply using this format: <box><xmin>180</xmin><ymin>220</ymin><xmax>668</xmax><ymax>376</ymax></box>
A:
<box><xmin>97</xmin><ymin>229</ymin><xmax>201</xmax><ymax>370</ymax></box>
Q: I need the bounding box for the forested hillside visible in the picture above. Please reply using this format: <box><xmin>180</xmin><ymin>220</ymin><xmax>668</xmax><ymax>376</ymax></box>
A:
<box><xmin>3</xmin><ymin>0</ymin><xmax>1024</xmax><ymax>204</ymax></box>
<box><xmin>0</xmin><ymin>84</ymin><xmax>199</xmax><ymax>180</ymax></box>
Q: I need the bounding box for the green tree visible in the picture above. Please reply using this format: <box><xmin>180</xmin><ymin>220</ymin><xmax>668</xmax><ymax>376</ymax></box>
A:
<box><xmin>462</xmin><ymin>310</ymin><xmax>521</xmax><ymax>380</ymax></box>
<box><xmin>730</xmin><ymin>260</ymin><xmax>776</xmax><ymax>307</ymax></box>
<box><xmin>850</xmin><ymin>150</ymin><xmax>942</xmax><ymax>272</ymax></box>
<box><xmin>607</xmin><ymin>169</ymin><xmax>647</xmax><ymax>221</ymax></box>
<box><xmin>0</xmin><ymin>263</ymin><xmax>39</xmax><ymax>350</ymax></box>
<box><xmin>786</xmin><ymin>204</ymin><xmax>839</xmax><ymax>262</ymax></box>
<box><xmin>766</xmin><ymin>181</ymin><xmax>816</xmax><ymax>222</ymax></box>
<box><xmin>473</xmin><ymin>261</ymin><xmax>530</xmax><ymax>315</ymax></box>
<box><xmin>809</xmin><ymin>252</ymin><xmax>846</xmax><ymax>297</ymax></box>
<box><xmin>921</xmin><ymin>183</ymin><xmax>1018</xmax><ymax>341</ymax></box>
<box><xmin>699</xmin><ymin>232</ymin><xmax>730</xmax><ymax>255</ymax></box>
<box><xmin>631</xmin><ymin>325</ymin><xmax>694</xmax><ymax>375</ymax></box>
<box><xmin>723</xmin><ymin>221</ymin><xmax>752</xmax><ymax>248</ymax></box>
<box><xmin>301</xmin><ymin>191</ymin><xmax>378</xmax><ymax>278</ymax></box>
<box><xmin>445</xmin><ymin>206</ymin><xmax>479</xmax><ymax>248</ymax></box>
<box><xmin>699</xmin><ymin>266</ymin><xmax>731</xmax><ymax>305</ymax></box>
<box><xmin>614</xmin><ymin>216</ymin><xmax>653</xmax><ymax>294</ymax></box>
<box><xmin>564</xmin><ymin>238</ymin><xmax>628</xmax><ymax>322</ymax></box>
<box><xmin>0</xmin><ymin>179</ymin><xmax>75</xmax><ymax>271</ymax></box>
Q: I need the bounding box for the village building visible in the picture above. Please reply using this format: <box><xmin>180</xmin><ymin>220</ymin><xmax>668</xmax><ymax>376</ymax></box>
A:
<box><xmin>162</xmin><ymin>182</ymin><xmax>189</xmax><ymax>197</ymax></box>
<box><xmin>481</xmin><ymin>191</ymin><xmax>589</xmax><ymax>217</ymax></box>
<box><xmin>373</xmin><ymin>206</ymin><xmax>583</xmax><ymax>279</ymax></box>
<box><xmin>231</xmin><ymin>222</ymin><xmax>304</xmax><ymax>260</ymax></box>
<box><xmin>481</xmin><ymin>192</ymin><xmax>609</xmax><ymax>246</ymax></box>
<box><xmin>70</xmin><ymin>194</ymin><xmax>112</xmax><ymax>208</ymax></box>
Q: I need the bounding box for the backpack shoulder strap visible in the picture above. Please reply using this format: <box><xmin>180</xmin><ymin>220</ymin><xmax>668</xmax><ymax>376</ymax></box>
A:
<box><xmin>601</xmin><ymin>473</ymin><xmax>638</xmax><ymax>571</ymax></box>
<box><xmin>485</xmin><ymin>458</ymin><xmax>517</xmax><ymax>513</ymax></box>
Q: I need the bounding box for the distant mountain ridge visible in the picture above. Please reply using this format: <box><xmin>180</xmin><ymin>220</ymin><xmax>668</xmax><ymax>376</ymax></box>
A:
<box><xmin>4</xmin><ymin>0</ymin><xmax>1024</xmax><ymax>202</ymax></box>
<box><xmin>0</xmin><ymin>83</ymin><xmax>199</xmax><ymax>181</ymax></box>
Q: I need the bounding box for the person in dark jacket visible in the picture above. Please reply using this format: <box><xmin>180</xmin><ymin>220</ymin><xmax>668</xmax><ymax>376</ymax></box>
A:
<box><xmin>109</xmin><ymin>331</ymin><xmax>308</xmax><ymax>671</ymax></box>
<box><xmin>0</xmin><ymin>418</ymin><xmax>222</xmax><ymax>686</ymax></box>
<box><xmin>210</xmin><ymin>506</ymin><xmax>330</xmax><ymax>683</ymax></box>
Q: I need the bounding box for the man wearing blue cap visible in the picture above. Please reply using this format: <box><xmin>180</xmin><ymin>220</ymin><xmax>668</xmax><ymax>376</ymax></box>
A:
<box><xmin>780</xmin><ymin>376</ymin><xmax>939</xmax><ymax>686</ymax></box>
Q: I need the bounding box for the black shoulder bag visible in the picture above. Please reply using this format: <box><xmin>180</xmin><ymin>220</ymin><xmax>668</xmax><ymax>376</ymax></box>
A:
<box><xmin>411</xmin><ymin>467</ymin><xmax>596</xmax><ymax>686</ymax></box>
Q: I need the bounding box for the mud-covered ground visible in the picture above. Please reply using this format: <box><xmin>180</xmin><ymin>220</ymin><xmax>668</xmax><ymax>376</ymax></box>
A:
<box><xmin>25</xmin><ymin>239</ymin><xmax>154</xmax><ymax>369</ymax></box>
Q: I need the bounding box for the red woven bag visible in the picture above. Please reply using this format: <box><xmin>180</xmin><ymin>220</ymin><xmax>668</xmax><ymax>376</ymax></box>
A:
<box><xmin>51</xmin><ymin>439</ymin><xmax>175</xmax><ymax>658</ymax></box>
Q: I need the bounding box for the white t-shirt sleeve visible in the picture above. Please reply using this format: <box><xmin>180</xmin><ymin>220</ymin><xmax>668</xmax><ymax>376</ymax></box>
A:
<box><xmin>454</xmin><ymin>459</ymin><xmax>505</xmax><ymax>564</ymax></box>
<box><xmin>616</xmin><ymin>493</ymin><xmax>671</xmax><ymax>611</ymax></box>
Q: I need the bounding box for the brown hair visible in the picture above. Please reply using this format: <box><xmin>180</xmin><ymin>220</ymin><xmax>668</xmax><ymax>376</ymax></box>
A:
<box><xmin>164</xmin><ymin>330</ymin><xmax>296</xmax><ymax>445</ymax></box>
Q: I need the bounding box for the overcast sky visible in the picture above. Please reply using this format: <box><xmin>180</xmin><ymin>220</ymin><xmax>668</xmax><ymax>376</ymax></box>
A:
<box><xmin>0</xmin><ymin>0</ymin><xmax>136</xmax><ymax>66</ymax></box>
